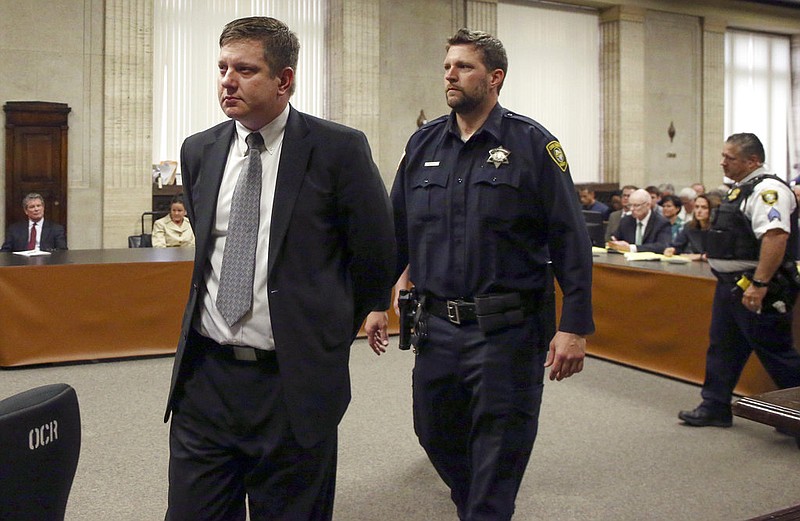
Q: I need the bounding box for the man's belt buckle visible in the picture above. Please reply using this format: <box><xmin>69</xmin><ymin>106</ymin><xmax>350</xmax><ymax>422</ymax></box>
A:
<box><xmin>446</xmin><ymin>300</ymin><xmax>461</xmax><ymax>325</ymax></box>
<box><xmin>232</xmin><ymin>346</ymin><xmax>258</xmax><ymax>362</ymax></box>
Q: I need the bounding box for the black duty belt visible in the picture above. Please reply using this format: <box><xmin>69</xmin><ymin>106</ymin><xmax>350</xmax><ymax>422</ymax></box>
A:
<box><xmin>425</xmin><ymin>296</ymin><xmax>478</xmax><ymax>325</ymax></box>
<box><xmin>424</xmin><ymin>292</ymin><xmax>540</xmax><ymax>329</ymax></box>
<box><xmin>711</xmin><ymin>269</ymin><xmax>751</xmax><ymax>284</ymax></box>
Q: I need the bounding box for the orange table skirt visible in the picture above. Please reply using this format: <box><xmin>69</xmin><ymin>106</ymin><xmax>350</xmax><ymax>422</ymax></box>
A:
<box><xmin>572</xmin><ymin>254</ymin><xmax>794</xmax><ymax>396</ymax></box>
<box><xmin>0</xmin><ymin>249</ymin><xmax>192</xmax><ymax>367</ymax></box>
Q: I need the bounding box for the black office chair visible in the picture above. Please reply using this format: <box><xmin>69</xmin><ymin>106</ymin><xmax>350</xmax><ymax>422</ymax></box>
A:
<box><xmin>127</xmin><ymin>234</ymin><xmax>152</xmax><ymax>248</ymax></box>
<box><xmin>581</xmin><ymin>209</ymin><xmax>606</xmax><ymax>247</ymax></box>
<box><xmin>128</xmin><ymin>211</ymin><xmax>161</xmax><ymax>248</ymax></box>
<box><xmin>0</xmin><ymin>384</ymin><xmax>81</xmax><ymax>521</ymax></box>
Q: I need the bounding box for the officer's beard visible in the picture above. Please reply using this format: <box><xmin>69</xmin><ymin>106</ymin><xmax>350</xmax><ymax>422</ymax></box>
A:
<box><xmin>447</xmin><ymin>80</ymin><xmax>490</xmax><ymax>115</ymax></box>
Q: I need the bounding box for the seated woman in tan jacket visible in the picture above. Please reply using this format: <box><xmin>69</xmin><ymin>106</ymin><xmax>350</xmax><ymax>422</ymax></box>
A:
<box><xmin>152</xmin><ymin>196</ymin><xmax>195</xmax><ymax>248</ymax></box>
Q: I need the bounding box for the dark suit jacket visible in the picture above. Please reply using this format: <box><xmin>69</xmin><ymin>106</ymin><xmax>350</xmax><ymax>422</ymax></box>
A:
<box><xmin>615</xmin><ymin>211</ymin><xmax>671</xmax><ymax>253</ymax></box>
<box><xmin>1</xmin><ymin>220</ymin><xmax>67</xmax><ymax>252</ymax></box>
<box><xmin>164</xmin><ymin>107</ymin><xmax>396</xmax><ymax>448</ymax></box>
<box><xmin>604</xmin><ymin>210</ymin><xmax>623</xmax><ymax>243</ymax></box>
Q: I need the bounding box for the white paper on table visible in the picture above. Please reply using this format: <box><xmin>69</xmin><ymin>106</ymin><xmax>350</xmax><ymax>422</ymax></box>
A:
<box><xmin>12</xmin><ymin>249</ymin><xmax>52</xmax><ymax>257</ymax></box>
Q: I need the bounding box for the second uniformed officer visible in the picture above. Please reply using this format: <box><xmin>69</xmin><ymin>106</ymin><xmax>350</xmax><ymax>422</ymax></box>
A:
<box><xmin>679</xmin><ymin>133</ymin><xmax>800</xmax><ymax>427</ymax></box>
<box><xmin>366</xmin><ymin>29</ymin><xmax>594</xmax><ymax>520</ymax></box>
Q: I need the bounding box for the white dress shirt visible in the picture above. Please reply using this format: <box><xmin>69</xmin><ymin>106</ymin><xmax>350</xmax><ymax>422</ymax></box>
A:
<box><xmin>196</xmin><ymin>105</ymin><xmax>289</xmax><ymax>350</ymax></box>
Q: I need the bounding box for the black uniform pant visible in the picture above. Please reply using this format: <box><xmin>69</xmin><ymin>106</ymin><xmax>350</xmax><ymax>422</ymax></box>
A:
<box><xmin>701</xmin><ymin>280</ymin><xmax>800</xmax><ymax>410</ymax></box>
<box><xmin>412</xmin><ymin>314</ymin><xmax>547</xmax><ymax>521</ymax></box>
<box><xmin>167</xmin><ymin>333</ymin><xmax>337</xmax><ymax>521</ymax></box>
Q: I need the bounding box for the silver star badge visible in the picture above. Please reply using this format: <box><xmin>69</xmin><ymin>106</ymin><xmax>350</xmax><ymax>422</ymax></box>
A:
<box><xmin>487</xmin><ymin>146</ymin><xmax>511</xmax><ymax>169</ymax></box>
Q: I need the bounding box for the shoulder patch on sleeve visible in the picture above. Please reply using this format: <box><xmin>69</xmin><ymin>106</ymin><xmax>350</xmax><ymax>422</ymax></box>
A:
<box><xmin>760</xmin><ymin>189</ymin><xmax>778</xmax><ymax>206</ymax></box>
<box><xmin>546</xmin><ymin>141</ymin><xmax>568</xmax><ymax>172</ymax></box>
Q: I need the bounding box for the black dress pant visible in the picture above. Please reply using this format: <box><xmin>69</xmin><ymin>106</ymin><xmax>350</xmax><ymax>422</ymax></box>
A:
<box><xmin>412</xmin><ymin>314</ymin><xmax>547</xmax><ymax>521</ymax></box>
<box><xmin>167</xmin><ymin>334</ymin><xmax>337</xmax><ymax>521</ymax></box>
<box><xmin>702</xmin><ymin>280</ymin><xmax>800</xmax><ymax>410</ymax></box>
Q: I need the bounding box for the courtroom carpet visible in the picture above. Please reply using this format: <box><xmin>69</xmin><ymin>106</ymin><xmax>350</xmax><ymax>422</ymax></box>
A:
<box><xmin>1</xmin><ymin>338</ymin><xmax>799</xmax><ymax>520</ymax></box>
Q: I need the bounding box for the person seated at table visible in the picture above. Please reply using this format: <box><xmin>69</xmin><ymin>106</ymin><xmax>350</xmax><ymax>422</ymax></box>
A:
<box><xmin>663</xmin><ymin>193</ymin><xmax>719</xmax><ymax>261</ymax></box>
<box><xmin>605</xmin><ymin>184</ymin><xmax>637</xmax><ymax>242</ymax></box>
<box><xmin>677</xmin><ymin>186</ymin><xmax>697</xmax><ymax>223</ymax></box>
<box><xmin>646</xmin><ymin>185</ymin><xmax>665</xmax><ymax>216</ymax></box>
<box><xmin>691</xmin><ymin>182</ymin><xmax>706</xmax><ymax>196</ymax></box>
<box><xmin>1</xmin><ymin>192</ymin><xmax>67</xmax><ymax>252</ymax></box>
<box><xmin>659</xmin><ymin>194</ymin><xmax>684</xmax><ymax>242</ymax></box>
<box><xmin>151</xmin><ymin>196</ymin><xmax>195</xmax><ymax>248</ymax></box>
<box><xmin>607</xmin><ymin>188</ymin><xmax>671</xmax><ymax>253</ymax></box>
<box><xmin>578</xmin><ymin>187</ymin><xmax>611</xmax><ymax>220</ymax></box>
<box><xmin>609</xmin><ymin>191</ymin><xmax>623</xmax><ymax>213</ymax></box>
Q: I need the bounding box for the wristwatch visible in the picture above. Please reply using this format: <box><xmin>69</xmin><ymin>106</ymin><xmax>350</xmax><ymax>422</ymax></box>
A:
<box><xmin>751</xmin><ymin>278</ymin><xmax>769</xmax><ymax>288</ymax></box>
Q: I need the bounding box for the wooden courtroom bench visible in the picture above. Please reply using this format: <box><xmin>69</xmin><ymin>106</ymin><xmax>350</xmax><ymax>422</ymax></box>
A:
<box><xmin>732</xmin><ymin>386</ymin><xmax>800</xmax><ymax>450</ymax></box>
<box><xmin>736</xmin><ymin>388</ymin><xmax>800</xmax><ymax>520</ymax></box>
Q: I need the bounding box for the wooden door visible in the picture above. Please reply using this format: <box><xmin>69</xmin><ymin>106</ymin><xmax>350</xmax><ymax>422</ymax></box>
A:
<box><xmin>4</xmin><ymin>101</ymin><xmax>70</xmax><ymax>230</ymax></box>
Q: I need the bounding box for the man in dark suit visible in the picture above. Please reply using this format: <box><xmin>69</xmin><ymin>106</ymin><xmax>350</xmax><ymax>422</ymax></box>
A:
<box><xmin>163</xmin><ymin>17</ymin><xmax>395</xmax><ymax>521</ymax></box>
<box><xmin>608</xmin><ymin>188</ymin><xmax>671</xmax><ymax>253</ymax></box>
<box><xmin>1</xmin><ymin>193</ymin><xmax>67</xmax><ymax>252</ymax></box>
<box><xmin>604</xmin><ymin>184</ymin><xmax>637</xmax><ymax>242</ymax></box>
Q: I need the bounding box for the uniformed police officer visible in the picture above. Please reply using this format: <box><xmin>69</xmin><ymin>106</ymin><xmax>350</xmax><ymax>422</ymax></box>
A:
<box><xmin>679</xmin><ymin>133</ymin><xmax>800</xmax><ymax>427</ymax></box>
<box><xmin>365</xmin><ymin>29</ymin><xmax>594</xmax><ymax>521</ymax></box>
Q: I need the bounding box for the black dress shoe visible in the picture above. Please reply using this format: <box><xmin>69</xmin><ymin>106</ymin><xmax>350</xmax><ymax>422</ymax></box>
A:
<box><xmin>678</xmin><ymin>406</ymin><xmax>732</xmax><ymax>427</ymax></box>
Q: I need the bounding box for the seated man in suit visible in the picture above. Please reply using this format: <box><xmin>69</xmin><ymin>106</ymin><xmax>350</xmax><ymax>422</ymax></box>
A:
<box><xmin>1</xmin><ymin>193</ymin><xmax>67</xmax><ymax>252</ymax></box>
<box><xmin>604</xmin><ymin>184</ymin><xmax>637</xmax><ymax>242</ymax></box>
<box><xmin>607</xmin><ymin>188</ymin><xmax>671</xmax><ymax>253</ymax></box>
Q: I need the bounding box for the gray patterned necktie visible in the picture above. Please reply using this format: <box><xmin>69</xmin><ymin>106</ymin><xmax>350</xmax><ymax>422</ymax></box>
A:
<box><xmin>216</xmin><ymin>132</ymin><xmax>264</xmax><ymax>326</ymax></box>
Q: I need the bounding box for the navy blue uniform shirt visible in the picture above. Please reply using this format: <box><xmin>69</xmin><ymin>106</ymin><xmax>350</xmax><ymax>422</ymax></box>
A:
<box><xmin>391</xmin><ymin>103</ymin><xmax>594</xmax><ymax>335</ymax></box>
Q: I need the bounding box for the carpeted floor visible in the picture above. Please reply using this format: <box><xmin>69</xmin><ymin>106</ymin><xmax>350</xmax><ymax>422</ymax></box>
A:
<box><xmin>1</xmin><ymin>338</ymin><xmax>799</xmax><ymax>520</ymax></box>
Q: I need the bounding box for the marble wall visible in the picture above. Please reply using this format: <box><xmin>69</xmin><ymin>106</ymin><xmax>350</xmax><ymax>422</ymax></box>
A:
<box><xmin>0</xmin><ymin>0</ymin><xmax>105</xmax><ymax>248</ymax></box>
<box><xmin>2</xmin><ymin>0</ymin><xmax>800</xmax><ymax>248</ymax></box>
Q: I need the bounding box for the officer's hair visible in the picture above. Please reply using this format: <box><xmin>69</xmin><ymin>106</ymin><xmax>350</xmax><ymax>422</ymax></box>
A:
<box><xmin>726</xmin><ymin>133</ymin><xmax>765</xmax><ymax>163</ymax></box>
<box><xmin>22</xmin><ymin>192</ymin><xmax>44</xmax><ymax>208</ymax></box>
<box><xmin>220</xmin><ymin>17</ymin><xmax>299</xmax><ymax>96</ymax></box>
<box><xmin>447</xmin><ymin>28</ymin><xmax>508</xmax><ymax>93</ymax></box>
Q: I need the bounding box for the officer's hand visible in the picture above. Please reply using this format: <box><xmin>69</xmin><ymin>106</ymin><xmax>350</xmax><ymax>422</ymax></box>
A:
<box><xmin>364</xmin><ymin>311</ymin><xmax>389</xmax><ymax>355</ymax></box>
<box><xmin>742</xmin><ymin>286</ymin><xmax>767</xmax><ymax>314</ymax></box>
<box><xmin>545</xmin><ymin>331</ymin><xmax>586</xmax><ymax>381</ymax></box>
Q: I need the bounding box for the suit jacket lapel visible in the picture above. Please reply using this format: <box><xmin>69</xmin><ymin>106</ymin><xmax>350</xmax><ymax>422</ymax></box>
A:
<box><xmin>644</xmin><ymin>216</ymin><xmax>656</xmax><ymax>241</ymax></box>
<box><xmin>194</xmin><ymin>122</ymin><xmax>236</xmax><ymax>258</ymax></box>
<box><xmin>268</xmin><ymin>107</ymin><xmax>311</xmax><ymax>276</ymax></box>
<box><xmin>39</xmin><ymin>222</ymin><xmax>49</xmax><ymax>244</ymax></box>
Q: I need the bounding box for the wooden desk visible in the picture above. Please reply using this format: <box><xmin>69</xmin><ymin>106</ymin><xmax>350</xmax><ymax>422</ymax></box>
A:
<box><xmin>584</xmin><ymin>252</ymin><xmax>798</xmax><ymax>396</ymax></box>
<box><xmin>0</xmin><ymin>249</ymin><xmax>193</xmax><ymax>367</ymax></box>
